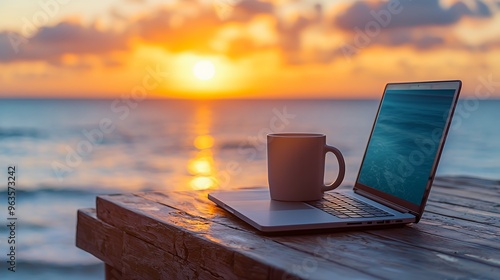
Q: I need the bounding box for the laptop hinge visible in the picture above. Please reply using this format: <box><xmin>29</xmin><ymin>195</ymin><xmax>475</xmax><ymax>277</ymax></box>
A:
<box><xmin>355</xmin><ymin>189</ymin><xmax>411</xmax><ymax>213</ymax></box>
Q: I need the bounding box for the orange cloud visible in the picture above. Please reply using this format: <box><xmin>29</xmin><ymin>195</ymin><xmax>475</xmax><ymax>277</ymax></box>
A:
<box><xmin>0</xmin><ymin>21</ymin><xmax>128</xmax><ymax>67</ymax></box>
<box><xmin>0</xmin><ymin>0</ymin><xmax>499</xmax><ymax>98</ymax></box>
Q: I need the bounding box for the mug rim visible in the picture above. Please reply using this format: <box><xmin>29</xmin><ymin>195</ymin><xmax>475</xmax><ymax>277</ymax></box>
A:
<box><xmin>268</xmin><ymin>133</ymin><xmax>326</xmax><ymax>138</ymax></box>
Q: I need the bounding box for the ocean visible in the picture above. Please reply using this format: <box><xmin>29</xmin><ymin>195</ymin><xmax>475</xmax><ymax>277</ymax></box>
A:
<box><xmin>0</xmin><ymin>98</ymin><xmax>499</xmax><ymax>279</ymax></box>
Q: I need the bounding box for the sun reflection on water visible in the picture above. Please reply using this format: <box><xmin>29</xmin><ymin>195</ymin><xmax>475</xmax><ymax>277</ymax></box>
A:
<box><xmin>188</xmin><ymin>104</ymin><xmax>218</xmax><ymax>191</ymax></box>
<box><xmin>188</xmin><ymin>153</ymin><xmax>213</xmax><ymax>175</ymax></box>
<box><xmin>190</xmin><ymin>175</ymin><xmax>217</xmax><ymax>190</ymax></box>
<box><xmin>194</xmin><ymin>134</ymin><xmax>214</xmax><ymax>150</ymax></box>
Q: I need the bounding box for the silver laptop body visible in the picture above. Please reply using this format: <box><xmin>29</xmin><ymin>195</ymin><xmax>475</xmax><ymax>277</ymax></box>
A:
<box><xmin>209</xmin><ymin>80</ymin><xmax>462</xmax><ymax>232</ymax></box>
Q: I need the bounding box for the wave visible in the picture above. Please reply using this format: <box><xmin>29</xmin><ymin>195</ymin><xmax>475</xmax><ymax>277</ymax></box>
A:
<box><xmin>0</xmin><ymin>187</ymin><xmax>113</xmax><ymax>197</ymax></box>
<box><xmin>217</xmin><ymin>140</ymin><xmax>261</xmax><ymax>150</ymax></box>
<box><xmin>0</xmin><ymin>128</ymin><xmax>42</xmax><ymax>139</ymax></box>
<box><xmin>17</xmin><ymin>261</ymin><xmax>102</xmax><ymax>270</ymax></box>
<box><xmin>0</xmin><ymin>220</ymin><xmax>50</xmax><ymax>232</ymax></box>
<box><xmin>0</xmin><ymin>260</ymin><xmax>103</xmax><ymax>275</ymax></box>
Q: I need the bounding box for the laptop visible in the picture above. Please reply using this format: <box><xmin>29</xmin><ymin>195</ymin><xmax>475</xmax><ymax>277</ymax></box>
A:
<box><xmin>209</xmin><ymin>80</ymin><xmax>462</xmax><ymax>232</ymax></box>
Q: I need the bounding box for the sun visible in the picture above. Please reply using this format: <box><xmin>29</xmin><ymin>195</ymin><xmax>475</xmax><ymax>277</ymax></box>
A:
<box><xmin>192</xmin><ymin>60</ymin><xmax>215</xmax><ymax>81</ymax></box>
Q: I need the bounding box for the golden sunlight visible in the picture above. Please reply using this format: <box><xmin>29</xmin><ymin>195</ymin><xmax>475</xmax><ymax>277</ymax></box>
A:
<box><xmin>190</xmin><ymin>176</ymin><xmax>217</xmax><ymax>190</ymax></box>
<box><xmin>192</xmin><ymin>60</ymin><xmax>216</xmax><ymax>81</ymax></box>
<box><xmin>194</xmin><ymin>135</ymin><xmax>215</xmax><ymax>149</ymax></box>
<box><xmin>188</xmin><ymin>104</ymin><xmax>218</xmax><ymax>190</ymax></box>
<box><xmin>188</xmin><ymin>153</ymin><xmax>214</xmax><ymax>175</ymax></box>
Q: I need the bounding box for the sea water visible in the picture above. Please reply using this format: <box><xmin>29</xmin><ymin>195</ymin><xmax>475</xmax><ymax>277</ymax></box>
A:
<box><xmin>0</xmin><ymin>99</ymin><xmax>498</xmax><ymax>279</ymax></box>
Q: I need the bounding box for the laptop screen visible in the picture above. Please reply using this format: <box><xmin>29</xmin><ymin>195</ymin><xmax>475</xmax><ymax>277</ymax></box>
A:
<box><xmin>357</xmin><ymin>81</ymin><xmax>460</xmax><ymax>208</ymax></box>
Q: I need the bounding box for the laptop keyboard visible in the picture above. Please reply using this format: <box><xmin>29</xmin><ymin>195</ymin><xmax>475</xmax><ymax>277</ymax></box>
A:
<box><xmin>307</xmin><ymin>193</ymin><xmax>393</xmax><ymax>219</ymax></box>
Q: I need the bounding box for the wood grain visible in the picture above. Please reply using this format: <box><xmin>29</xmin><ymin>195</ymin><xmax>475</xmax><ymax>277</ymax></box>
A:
<box><xmin>105</xmin><ymin>264</ymin><xmax>122</xmax><ymax>280</ymax></box>
<box><xmin>76</xmin><ymin>176</ymin><xmax>500</xmax><ymax>279</ymax></box>
<box><xmin>76</xmin><ymin>208</ymin><xmax>123</xmax><ymax>271</ymax></box>
<box><xmin>96</xmin><ymin>193</ymin><xmax>373</xmax><ymax>279</ymax></box>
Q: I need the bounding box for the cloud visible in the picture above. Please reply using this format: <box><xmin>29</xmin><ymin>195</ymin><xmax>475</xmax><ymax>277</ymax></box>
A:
<box><xmin>228</xmin><ymin>0</ymin><xmax>274</xmax><ymax>20</ymax></box>
<box><xmin>0</xmin><ymin>33</ymin><xmax>18</xmax><ymax>62</ymax></box>
<box><xmin>275</xmin><ymin>3</ymin><xmax>323</xmax><ymax>63</ymax></box>
<box><xmin>332</xmin><ymin>0</ymin><xmax>500</xmax><ymax>61</ymax></box>
<box><xmin>372</xmin><ymin>29</ymin><xmax>445</xmax><ymax>49</ymax></box>
<box><xmin>33</xmin><ymin>22</ymin><xmax>127</xmax><ymax>54</ymax></box>
<box><xmin>132</xmin><ymin>7</ymin><xmax>221</xmax><ymax>54</ymax></box>
<box><xmin>0</xmin><ymin>0</ymin><xmax>498</xmax><ymax>68</ymax></box>
<box><xmin>1</xmin><ymin>1</ymin><xmax>267</xmax><ymax>65</ymax></box>
<box><xmin>335</xmin><ymin>0</ymin><xmax>493</xmax><ymax>30</ymax></box>
<box><xmin>131</xmin><ymin>1</ymin><xmax>275</xmax><ymax>56</ymax></box>
<box><xmin>0</xmin><ymin>22</ymin><xmax>128</xmax><ymax>64</ymax></box>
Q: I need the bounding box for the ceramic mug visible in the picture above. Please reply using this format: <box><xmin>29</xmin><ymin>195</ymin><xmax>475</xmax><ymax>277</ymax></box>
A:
<box><xmin>267</xmin><ymin>133</ymin><xmax>345</xmax><ymax>201</ymax></box>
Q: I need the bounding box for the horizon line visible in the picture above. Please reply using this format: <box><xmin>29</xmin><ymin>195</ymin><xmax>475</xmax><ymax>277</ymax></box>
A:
<box><xmin>0</xmin><ymin>96</ymin><xmax>497</xmax><ymax>101</ymax></box>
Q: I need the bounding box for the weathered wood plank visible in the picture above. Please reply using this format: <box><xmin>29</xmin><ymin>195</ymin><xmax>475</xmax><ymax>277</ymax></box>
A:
<box><xmin>96</xmin><ymin>193</ymin><xmax>376</xmax><ymax>279</ymax></box>
<box><xmin>105</xmin><ymin>264</ymin><xmax>122</xmax><ymax>280</ymax></box>
<box><xmin>137</xmin><ymin>188</ymin><xmax>500</xmax><ymax>279</ymax></box>
<box><xmin>273</xmin><ymin>232</ymin><xmax>499</xmax><ymax>280</ymax></box>
<box><xmin>416</xmin><ymin>214</ymin><xmax>500</xmax><ymax>249</ymax></box>
<box><xmin>428</xmin><ymin>192</ymin><xmax>500</xmax><ymax>217</ymax></box>
<box><xmin>121</xmin><ymin>232</ymin><xmax>223</xmax><ymax>280</ymax></box>
<box><xmin>434</xmin><ymin>176</ymin><xmax>500</xmax><ymax>191</ymax></box>
<box><xmin>425</xmin><ymin>203</ymin><xmax>500</xmax><ymax>226</ymax></box>
<box><xmin>139</xmin><ymin>189</ymin><xmax>500</xmax><ymax>247</ymax></box>
<box><xmin>432</xmin><ymin>178</ymin><xmax>500</xmax><ymax>200</ymax></box>
<box><xmin>76</xmin><ymin>208</ymin><xmax>123</xmax><ymax>271</ymax></box>
<box><xmin>76</xmin><ymin>176</ymin><xmax>500</xmax><ymax>279</ymax></box>
<box><xmin>366</xmin><ymin>225</ymin><xmax>500</xmax><ymax>270</ymax></box>
<box><xmin>430</xmin><ymin>187</ymin><xmax>500</xmax><ymax>205</ymax></box>
<box><xmin>136</xmin><ymin>191</ymin><xmax>258</xmax><ymax>232</ymax></box>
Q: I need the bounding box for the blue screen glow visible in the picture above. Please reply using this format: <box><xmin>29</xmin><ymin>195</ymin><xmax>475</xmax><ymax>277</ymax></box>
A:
<box><xmin>358</xmin><ymin>88</ymin><xmax>456</xmax><ymax>205</ymax></box>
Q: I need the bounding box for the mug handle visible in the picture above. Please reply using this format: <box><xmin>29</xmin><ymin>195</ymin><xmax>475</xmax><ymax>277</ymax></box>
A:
<box><xmin>323</xmin><ymin>145</ymin><xmax>346</xmax><ymax>192</ymax></box>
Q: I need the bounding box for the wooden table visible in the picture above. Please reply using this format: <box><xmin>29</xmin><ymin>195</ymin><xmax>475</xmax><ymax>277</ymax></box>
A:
<box><xmin>76</xmin><ymin>176</ymin><xmax>500</xmax><ymax>279</ymax></box>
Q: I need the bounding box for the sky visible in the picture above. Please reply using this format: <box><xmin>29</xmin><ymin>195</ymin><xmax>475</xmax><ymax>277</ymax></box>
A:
<box><xmin>0</xmin><ymin>0</ymin><xmax>500</xmax><ymax>99</ymax></box>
